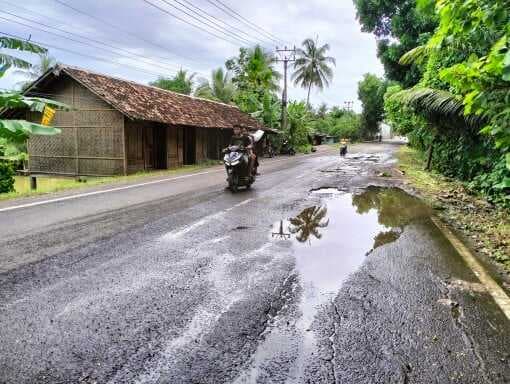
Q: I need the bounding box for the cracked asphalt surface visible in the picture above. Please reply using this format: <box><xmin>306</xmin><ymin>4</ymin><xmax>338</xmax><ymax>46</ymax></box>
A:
<box><xmin>1</xmin><ymin>143</ymin><xmax>509</xmax><ymax>384</ymax></box>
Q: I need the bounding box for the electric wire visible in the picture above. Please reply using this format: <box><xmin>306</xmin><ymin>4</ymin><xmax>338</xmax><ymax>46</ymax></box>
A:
<box><xmin>140</xmin><ymin>0</ymin><xmax>244</xmax><ymax>46</ymax></box>
<box><xmin>0</xmin><ymin>12</ymin><xmax>185</xmax><ymax>76</ymax></box>
<box><xmin>176</xmin><ymin>0</ymin><xmax>272</xmax><ymax>46</ymax></box>
<box><xmin>52</xmin><ymin>0</ymin><xmax>200</xmax><ymax>65</ymax></box>
<box><xmin>205</xmin><ymin>0</ymin><xmax>287</xmax><ymax>46</ymax></box>
<box><xmin>0</xmin><ymin>31</ymin><xmax>180</xmax><ymax>79</ymax></box>
<box><xmin>0</xmin><ymin>1</ymin><xmax>195</xmax><ymax>72</ymax></box>
<box><xmin>156</xmin><ymin>0</ymin><xmax>257</xmax><ymax>46</ymax></box>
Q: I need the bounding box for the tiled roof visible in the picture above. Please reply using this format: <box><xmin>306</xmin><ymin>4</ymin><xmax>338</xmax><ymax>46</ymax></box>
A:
<box><xmin>52</xmin><ymin>65</ymin><xmax>266</xmax><ymax>130</ymax></box>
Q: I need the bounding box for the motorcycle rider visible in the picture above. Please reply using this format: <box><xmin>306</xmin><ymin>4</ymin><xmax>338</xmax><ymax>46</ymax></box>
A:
<box><xmin>241</xmin><ymin>126</ymin><xmax>259</xmax><ymax>175</ymax></box>
<box><xmin>229</xmin><ymin>124</ymin><xmax>254</xmax><ymax>174</ymax></box>
<box><xmin>230</xmin><ymin>124</ymin><xmax>251</xmax><ymax>148</ymax></box>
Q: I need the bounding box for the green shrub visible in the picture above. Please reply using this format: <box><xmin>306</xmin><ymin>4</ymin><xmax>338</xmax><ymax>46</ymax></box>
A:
<box><xmin>0</xmin><ymin>161</ymin><xmax>15</xmax><ymax>193</ymax></box>
<box><xmin>296</xmin><ymin>144</ymin><xmax>312</xmax><ymax>154</ymax></box>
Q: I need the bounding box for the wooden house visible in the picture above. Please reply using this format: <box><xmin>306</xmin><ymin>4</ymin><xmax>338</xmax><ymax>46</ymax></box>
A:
<box><xmin>22</xmin><ymin>65</ymin><xmax>266</xmax><ymax>176</ymax></box>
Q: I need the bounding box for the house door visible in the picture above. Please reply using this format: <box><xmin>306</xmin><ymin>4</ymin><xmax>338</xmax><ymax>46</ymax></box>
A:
<box><xmin>144</xmin><ymin>125</ymin><xmax>154</xmax><ymax>170</ymax></box>
<box><xmin>153</xmin><ymin>125</ymin><xmax>167</xmax><ymax>169</ymax></box>
<box><xmin>183</xmin><ymin>127</ymin><xmax>196</xmax><ymax>165</ymax></box>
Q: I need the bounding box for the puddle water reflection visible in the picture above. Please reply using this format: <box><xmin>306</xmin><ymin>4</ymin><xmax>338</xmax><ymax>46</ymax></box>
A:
<box><xmin>270</xmin><ymin>187</ymin><xmax>431</xmax><ymax>379</ymax></box>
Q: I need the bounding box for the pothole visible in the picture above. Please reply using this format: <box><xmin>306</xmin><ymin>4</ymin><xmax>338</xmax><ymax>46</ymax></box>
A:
<box><xmin>270</xmin><ymin>186</ymin><xmax>432</xmax><ymax>349</ymax></box>
<box><xmin>309</xmin><ymin>187</ymin><xmax>344</xmax><ymax>196</ymax></box>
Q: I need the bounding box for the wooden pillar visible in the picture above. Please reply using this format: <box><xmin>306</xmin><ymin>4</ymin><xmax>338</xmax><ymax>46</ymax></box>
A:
<box><xmin>122</xmin><ymin>120</ymin><xmax>128</xmax><ymax>175</ymax></box>
<box><xmin>73</xmin><ymin>82</ymin><xmax>79</xmax><ymax>176</ymax></box>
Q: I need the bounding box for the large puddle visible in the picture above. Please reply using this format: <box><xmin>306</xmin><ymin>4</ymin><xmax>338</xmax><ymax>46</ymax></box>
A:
<box><xmin>274</xmin><ymin>187</ymin><xmax>430</xmax><ymax>297</ymax></box>
<box><xmin>270</xmin><ymin>187</ymin><xmax>431</xmax><ymax>379</ymax></box>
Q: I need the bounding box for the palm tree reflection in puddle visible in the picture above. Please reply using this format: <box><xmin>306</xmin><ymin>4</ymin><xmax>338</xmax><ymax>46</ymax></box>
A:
<box><xmin>352</xmin><ymin>186</ymin><xmax>431</xmax><ymax>253</ymax></box>
<box><xmin>288</xmin><ymin>206</ymin><xmax>329</xmax><ymax>244</ymax></box>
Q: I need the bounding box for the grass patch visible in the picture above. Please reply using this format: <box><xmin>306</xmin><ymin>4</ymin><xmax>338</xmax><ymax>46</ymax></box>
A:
<box><xmin>0</xmin><ymin>161</ymin><xmax>221</xmax><ymax>201</ymax></box>
<box><xmin>398</xmin><ymin>145</ymin><xmax>510</xmax><ymax>272</ymax></box>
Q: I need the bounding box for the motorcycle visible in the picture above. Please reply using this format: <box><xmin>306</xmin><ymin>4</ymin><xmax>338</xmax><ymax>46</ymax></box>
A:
<box><xmin>223</xmin><ymin>145</ymin><xmax>255</xmax><ymax>192</ymax></box>
<box><xmin>339</xmin><ymin>144</ymin><xmax>348</xmax><ymax>157</ymax></box>
<box><xmin>280</xmin><ymin>140</ymin><xmax>296</xmax><ymax>156</ymax></box>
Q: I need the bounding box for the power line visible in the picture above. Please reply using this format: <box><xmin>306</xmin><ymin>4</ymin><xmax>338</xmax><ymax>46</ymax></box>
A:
<box><xmin>141</xmin><ymin>0</ymin><xmax>245</xmax><ymax>47</ymax></box>
<box><xmin>176</xmin><ymin>0</ymin><xmax>273</xmax><ymax>46</ymax></box>
<box><xmin>0</xmin><ymin>1</ymin><xmax>196</xmax><ymax>72</ymax></box>
<box><xmin>0</xmin><ymin>12</ymin><xmax>185</xmax><ymax>76</ymax></box>
<box><xmin>205</xmin><ymin>0</ymin><xmax>286</xmax><ymax>45</ymax></box>
<box><xmin>156</xmin><ymin>0</ymin><xmax>256</xmax><ymax>46</ymax></box>
<box><xmin>52</xmin><ymin>0</ymin><xmax>200</xmax><ymax>65</ymax></box>
<box><xmin>0</xmin><ymin>31</ymin><xmax>178</xmax><ymax>79</ymax></box>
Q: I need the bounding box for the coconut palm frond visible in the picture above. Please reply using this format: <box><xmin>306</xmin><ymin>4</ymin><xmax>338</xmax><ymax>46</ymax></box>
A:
<box><xmin>0</xmin><ymin>36</ymin><xmax>46</xmax><ymax>54</ymax></box>
<box><xmin>399</xmin><ymin>45</ymin><xmax>430</xmax><ymax>66</ymax></box>
<box><xmin>390</xmin><ymin>87</ymin><xmax>485</xmax><ymax>129</ymax></box>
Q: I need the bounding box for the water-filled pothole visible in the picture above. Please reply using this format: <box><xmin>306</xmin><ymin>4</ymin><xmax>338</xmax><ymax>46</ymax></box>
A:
<box><xmin>270</xmin><ymin>187</ymin><xmax>431</xmax><ymax>362</ymax></box>
<box><xmin>309</xmin><ymin>187</ymin><xmax>343</xmax><ymax>196</ymax></box>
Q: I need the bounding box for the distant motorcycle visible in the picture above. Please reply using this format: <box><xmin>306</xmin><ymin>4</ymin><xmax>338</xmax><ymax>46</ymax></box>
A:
<box><xmin>280</xmin><ymin>140</ymin><xmax>296</xmax><ymax>156</ymax></box>
<box><xmin>223</xmin><ymin>145</ymin><xmax>255</xmax><ymax>192</ymax></box>
<box><xmin>339</xmin><ymin>144</ymin><xmax>348</xmax><ymax>157</ymax></box>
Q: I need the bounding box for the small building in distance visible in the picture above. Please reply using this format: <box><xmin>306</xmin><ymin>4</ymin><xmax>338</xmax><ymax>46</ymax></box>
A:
<box><xmin>22</xmin><ymin>65</ymin><xmax>266</xmax><ymax>176</ymax></box>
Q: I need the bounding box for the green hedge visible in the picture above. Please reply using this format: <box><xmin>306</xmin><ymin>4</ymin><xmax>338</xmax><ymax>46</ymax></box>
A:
<box><xmin>0</xmin><ymin>161</ymin><xmax>15</xmax><ymax>193</ymax></box>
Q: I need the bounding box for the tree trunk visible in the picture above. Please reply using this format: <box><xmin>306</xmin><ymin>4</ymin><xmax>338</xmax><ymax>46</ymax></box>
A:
<box><xmin>425</xmin><ymin>140</ymin><xmax>434</xmax><ymax>171</ymax></box>
<box><xmin>306</xmin><ymin>83</ymin><xmax>312</xmax><ymax>107</ymax></box>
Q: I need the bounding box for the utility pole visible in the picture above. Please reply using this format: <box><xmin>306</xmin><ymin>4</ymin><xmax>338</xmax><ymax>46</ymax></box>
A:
<box><xmin>343</xmin><ymin>101</ymin><xmax>354</xmax><ymax>112</ymax></box>
<box><xmin>276</xmin><ymin>46</ymin><xmax>296</xmax><ymax>132</ymax></box>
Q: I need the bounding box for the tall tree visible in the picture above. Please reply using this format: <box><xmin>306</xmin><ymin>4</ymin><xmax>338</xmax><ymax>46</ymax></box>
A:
<box><xmin>194</xmin><ymin>68</ymin><xmax>235</xmax><ymax>104</ymax></box>
<box><xmin>357</xmin><ymin>73</ymin><xmax>387</xmax><ymax>138</ymax></box>
<box><xmin>292</xmin><ymin>37</ymin><xmax>336</xmax><ymax>106</ymax></box>
<box><xmin>150</xmin><ymin>69</ymin><xmax>195</xmax><ymax>95</ymax></box>
<box><xmin>226</xmin><ymin>45</ymin><xmax>281</xmax><ymax>115</ymax></box>
<box><xmin>353</xmin><ymin>0</ymin><xmax>437</xmax><ymax>87</ymax></box>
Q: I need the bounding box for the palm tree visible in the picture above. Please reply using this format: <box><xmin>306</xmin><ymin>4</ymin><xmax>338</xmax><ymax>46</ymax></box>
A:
<box><xmin>194</xmin><ymin>68</ymin><xmax>235</xmax><ymax>103</ymax></box>
<box><xmin>150</xmin><ymin>69</ymin><xmax>196</xmax><ymax>95</ymax></box>
<box><xmin>16</xmin><ymin>53</ymin><xmax>57</xmax><ymax>90</ymax></box>
<box><xmin>293</xmin><ymin>37</ymin><xmax>336</xmax><ymax>106</ymax></box>
<box><xmin>289</xmin><ymin>205</ymin><xmax>329</xmax><ymax>243</ymax></box>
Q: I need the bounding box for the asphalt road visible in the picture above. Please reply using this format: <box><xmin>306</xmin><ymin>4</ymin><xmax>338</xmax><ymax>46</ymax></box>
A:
<box><xmin>1</xmin><ymin>143</ymin><xmax>509</xmax><ymax>384</ymax></box>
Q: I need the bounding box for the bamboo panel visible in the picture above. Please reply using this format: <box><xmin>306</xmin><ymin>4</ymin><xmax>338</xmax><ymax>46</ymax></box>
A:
<box><xmin>29</xmin><ymin>156</ymin><xmax>76</xmax><ymax>174</ymax></box>
<box><xmin>78</xmin><ymin>158</ymin><xmax>124</xmax><ymax>175</ymax></box>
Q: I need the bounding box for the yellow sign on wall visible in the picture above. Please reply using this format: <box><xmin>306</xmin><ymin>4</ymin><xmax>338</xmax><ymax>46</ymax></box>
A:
<box><xmin>41</xmin><ymin>106</ymin><xmax>56</xmax><ymax>126</ymax></box>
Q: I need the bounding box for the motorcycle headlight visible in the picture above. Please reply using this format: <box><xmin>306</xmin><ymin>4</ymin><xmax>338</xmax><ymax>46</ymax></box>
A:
<box><xmin>230</xmin><ymin>160</ymin><xmax>240</xmax><ymax>166</ymax></box>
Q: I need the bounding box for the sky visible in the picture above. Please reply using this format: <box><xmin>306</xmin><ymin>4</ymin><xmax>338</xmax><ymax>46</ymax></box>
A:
<box><xmin>0</xmin><ymin>0</ymin><xmax>384</xmax><ymax>112</ymax></box>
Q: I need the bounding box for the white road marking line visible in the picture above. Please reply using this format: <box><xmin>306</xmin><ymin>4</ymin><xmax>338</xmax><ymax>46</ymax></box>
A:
<box><xmin>0</xmin><ymin>169</ymin><xmax>224</xmax><ymax>213</ymax></box>
<box><xmin>431</xmin><ymin>217</ymin><xmax>510</xmax><ymax>320</ymax></box>
<box><xmin>225</xmin><ymin>198</ymin><xmax>253</xmax><ymax>211</ymax></box>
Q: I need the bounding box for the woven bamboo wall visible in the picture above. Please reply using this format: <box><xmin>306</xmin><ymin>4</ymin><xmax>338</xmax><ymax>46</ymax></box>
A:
<box><xmin>27</xmin><ymin>76</ymin><xmax>125</xmax><ymax>176</ymax></box>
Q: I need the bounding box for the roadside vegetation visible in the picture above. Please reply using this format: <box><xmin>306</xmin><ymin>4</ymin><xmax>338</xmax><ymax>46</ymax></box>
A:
<box><xmin>354</xmin><ymin>0</ymin><xmax>509</xmax><ymax>268</ymax></box>
<box><xmin>0</xmin><ymin>37</ymin><xmax>67</xmax><ymax>194</ymax></box>
<box><xmin>398</xmin><ymin>146</ymin><xmax>510</xmax><ymax>272</ymax></box>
